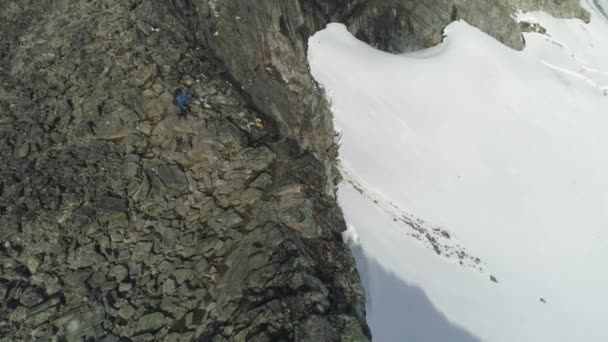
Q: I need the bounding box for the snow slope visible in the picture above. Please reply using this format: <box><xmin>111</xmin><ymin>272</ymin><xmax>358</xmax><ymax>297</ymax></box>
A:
<box><xmin>308</xmin><ymin>1</ymin><xmax>608</xmax><ymax>341</ymax></box>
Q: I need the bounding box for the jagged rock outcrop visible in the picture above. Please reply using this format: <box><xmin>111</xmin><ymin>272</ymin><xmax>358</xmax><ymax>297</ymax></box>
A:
<box><xmin>337</xmin><ymin>0</ymin><xmax>590</xmax><ymax>52</ymax></box>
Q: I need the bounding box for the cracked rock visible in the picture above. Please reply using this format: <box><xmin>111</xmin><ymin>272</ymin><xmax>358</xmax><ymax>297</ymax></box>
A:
<box><xmin>134</xmin><ymin>312</ymin><xmax>166</xmax><ymax>335</ymax></box>
<box><xmin>69</xmin><ymin>243</ymin><xmax>105</xmax><ymax>269</ymax></box>
<box><xmin>156</xmin><ymin>165</ymin><xmax>188</xmax><ymax>190</ymax></box>
<box><xmin>97</xmin><ymin>195</ymin><xmax>129</xmax><ymax>212</ymax></box>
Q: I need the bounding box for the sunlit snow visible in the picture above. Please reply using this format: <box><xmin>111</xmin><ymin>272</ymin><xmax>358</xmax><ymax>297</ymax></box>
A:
<box><xmin>308</xmin><ymin>0</ymin><xmax>608</xmax><ymax>341</ymax></box>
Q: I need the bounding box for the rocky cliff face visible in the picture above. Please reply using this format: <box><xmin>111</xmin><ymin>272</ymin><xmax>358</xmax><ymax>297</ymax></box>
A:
<box><xmin>0</xmin><ymin>1</ymin><xmax>367</xmax><ymax>340</ymax></box>
<box><xmin>339</xmin><ymin>0</ymin><xmax>589</xmax><ymax>52</ymax></box>
<box><xmin>0</xmin><ymin>0</ymin><xmax>589</xmax><ymax>341</ymax></box>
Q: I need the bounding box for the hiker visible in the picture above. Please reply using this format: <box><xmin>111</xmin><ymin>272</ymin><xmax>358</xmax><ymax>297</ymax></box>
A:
<box><xmin>174</xmin><ymin>88</ymin><xmax>191</xmax><ymax>117</ymax></box>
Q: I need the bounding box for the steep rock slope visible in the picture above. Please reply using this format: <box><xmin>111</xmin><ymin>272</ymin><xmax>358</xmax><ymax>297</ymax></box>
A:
<box><xmin>0</xmin><ymin>1</ymin><xmax>368</xmax><ymax>340</ymax></box>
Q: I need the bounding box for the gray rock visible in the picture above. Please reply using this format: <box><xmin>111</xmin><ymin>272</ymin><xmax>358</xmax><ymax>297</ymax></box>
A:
<box><xmin>123</xmin><ymin>159</ymin><xmax>141</xmax><ymax>178</ymax></box>
<box><xmin>119</xmin><ymin>282</ymin><xmax>133</xmax><ymax>293</ymax></box>
<box><xmin>249</xmin><ymin>173</ymin><xmax>273</xmax><ymax>189</ymax></box>
<box><xmin>131</xmin><ymin>242</ymin><xmax>153</xmax><ymax>262</ymax></box>
<box><xmin>97</xmin><ymin>195</ymin><xmax>129</xmax><ymax>212</ymax></box>
<box><xmin>156</xmin><ymin>165</ymin><xmax>188</xmax><ymax>190</ymax></box>
<box><xmin>131</xmin><ymin>333</ymin><xmax>156</xmax><ymax>341</ymax></box>
<box><xmin>157</xmin><ymin>226</ymin><xmax>179</xmax><ymax>249</ymax></box>
<box><xmin>295</xmin><ymin>315</ymin><xmax>338</xmax><ymax>341</ymax></box>
<box><xmin>165</xmin><ymin>332</ymin><xmax>185</xmax><ymax>342</ymax></box>
<box><xmin>172</xmin><ymin>269</ymin><xmax>191</xmax><ymax>285</ymax></box>
<box><xmin>66</xmin><ymin>206</ymin><xmax>96</xmax><ymax>229</ymax></box>
<box><xmin>129</xmin><ymin>175</ymin><xmax>151</xmax><ymax>203</ymax></box>
<box><xmin>134</xmin><ymin>312</ymin><xmax>166</xmax><ymax>335</ymax></box>
<box><xmin>19</xmin><ymin>288</ymin><xmax>44</xmax><ymax>308</ymax></box>
<box><xmin>16</xmin><ymin>143</ymin><xmax>30</xmax><ymax>158</ymax></box>
<box><xmin>109</xmin><ymin>265</ymin><xmax>129</xmax><ymax>282</ymax></box>
<box><xmin>100</xmin><ymin>334</ymin><xmax>121</xmax><ymax>342</ymax></box>
<box><xmin>241</xmin><ymin>148</ymin><xmax>276</xmax><ymax>172</ymax></box>
<box><xmin>25</xmin><ymin>255</ymin><xmax>41</xmax><ymax>274</ymax></box>
<box><xmin>87</xmin><ymin>271</ymin><xmax>107</xmax><ymax>289</ymax></box>
<box><xmin>230</xmin><ymin>187</ymin><xmax>263</xmax><ymax>206</ymax></box>
<box><xmin>117</xmin><ymin>305</ymin><xmax>136</xmax><ymax>320</ymax></box>
<box><xmin>162</xmin><ymin>279</ymin><xmax>176</xmax><ymax>295</ymax></box>
<box><xmin>61</xmin><ymin>304</ymin><xmax>107</xmax><ymax>341</ymax></box>
<box><xmin>194</xmin><ymin>258</ymin><xmax>210</xmax><ymax>274</ymax></box>
<box><xmin>8</xmin><ymin>307</ymin><xmax>28</xmax><ymax>322</ymax></box>
<box><xmin>207</xmin><ymin>208</ymin><xmax>244</xmax><ymax>231</ymax></box>
<box><xmin>69</xmin><ymin>243</ymin><xmax>105</xmax><ymax>269</ymax></box>
<box><xmin>278</xmin><ymin>196</ymin><xmax>325</xmax><ymax>239</ymax></box>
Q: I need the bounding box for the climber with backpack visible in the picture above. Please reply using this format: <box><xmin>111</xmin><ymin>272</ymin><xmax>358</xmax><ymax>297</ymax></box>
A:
<box><xmin>174</xmin><ymin>88</ymin><xmax>191</xmax><ymax>117</ymax></box>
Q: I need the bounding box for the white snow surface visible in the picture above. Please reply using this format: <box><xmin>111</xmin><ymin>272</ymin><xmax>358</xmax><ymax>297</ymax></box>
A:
<box><xmin>308</xmin><ymin>1</ymin><xmax>608</xmax><ymax>341</ymax></box>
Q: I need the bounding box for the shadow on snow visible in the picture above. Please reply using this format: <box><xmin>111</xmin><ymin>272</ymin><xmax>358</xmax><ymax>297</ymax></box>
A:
<box><xmin>350</xmin><ymin>244</ymin><xmax>482</xmax><ymax>342</ymax></box>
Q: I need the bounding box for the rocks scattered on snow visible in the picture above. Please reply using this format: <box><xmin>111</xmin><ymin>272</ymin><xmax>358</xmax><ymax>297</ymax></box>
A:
<box><xmin>520</xmin><ymin>21</ymin><xmax>548</xmax><ymax>34</ymax></box>
<box><xmin>343</xmin><ymin>170</ymin><xmax>485</xmax><ymax>271</ymax></box>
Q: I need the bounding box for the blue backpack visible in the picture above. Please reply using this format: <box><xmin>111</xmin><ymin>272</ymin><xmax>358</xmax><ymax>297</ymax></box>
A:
<box><xmin>174</xmin><ymin>88</ymin><xmax>191</xmax><ymax>113</ymax></box>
